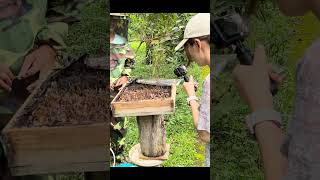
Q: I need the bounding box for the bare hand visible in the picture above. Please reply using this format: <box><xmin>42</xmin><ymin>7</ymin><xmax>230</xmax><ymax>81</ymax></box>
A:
<box><xmin>18</xmin><ymin>45</ymin><xmax>56</xmax><ymax>79</ymax></box>
<box><xmin>0</xmin><ymin>0</ymin><xmax>20</xmax><ymax>20</ymax></box>
<box><xmin>114</xmin><ymin>76</ymin><xmax>129</xmax><ymax>90</ymax></box>
<box><xmin>18</xmin><ymin>45</ymin><xmax>57</xmax><ymax>92</ymax></box>
<box><xmin>0</xmin><ymin>63</ymin><xmax>15</xmax><ymax>92</ymax></box>
<box><xmin>183</xmin><ymin>75</ymin><xmax>196</xmax><ymax>97</ymax></box>
<box><xmin>232</xmin><ymin>45</ymin><xmax>282</xmax><ymax>112</ymax></box>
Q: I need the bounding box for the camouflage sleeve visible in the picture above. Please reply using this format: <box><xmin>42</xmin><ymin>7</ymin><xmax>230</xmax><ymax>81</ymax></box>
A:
<box><xmin>36</xmin><ymin>22</ymin><xmax>69</xmax><ymax>64</ymax></box>
<box><xmin>110</xmin><ymin>59</ymin><xmax>126</xmax><ymax>85</ymax></box>
<box><xmin>47</xmin><ymin>0</ymin><xmax>94</xmax><ymax>19</ymax></box>
<box><xmin>110</xmin><ymin>41</ymin><xmax>135</xmax><ymax>84</ymax></box>
<box><xmin>121</xmin><ymin>42</ymin><xmax>135</xmax><ymax>76</ymax></box>
<box><xmin>40</xmin><ymin>0</ymin><xmax>95</xmax><ymax>64</ymax></box>
<box><xmin>121</xmin><ymin>68</ymin><xmax>132</xmax><ymax>76</ymax></box>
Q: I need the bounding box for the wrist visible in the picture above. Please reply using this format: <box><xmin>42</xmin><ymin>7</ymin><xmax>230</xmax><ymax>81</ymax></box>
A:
<box><xmin>245</xmin><ymin>108</ymin><xmax>282</xmax><ymax>135</ymax></box>
<box><xmin>39</xmin><ymin>45</ymin><xmax>56</xmax><ymax>56</ymax></box>
<box><xmin>189</xmin><ymin>99</ymin><xmax>198</xmax><ymax>106</ymax></box>
<box><xmin>187</xmin><ymin>96</ymin><xmax>198</xmax><ymax>105</ymax></box>
<box><xmin>40</xmin><ymin>44</ymin><xmax>53</xmax><ymax>50</ymax></box>
<box><xmin>255</xmin><ymin>120</ymin><xmax>281</xmax><ymax>134</ymax></box>
<box><xmin>250</xmin><ymin>94</ymin><xmax>273</xmax><ymax>112</ymax></box>
<box><xmin>187</xmin><ymin>91</ymin><xmax>196</xmax><ymax>97</ymax></box>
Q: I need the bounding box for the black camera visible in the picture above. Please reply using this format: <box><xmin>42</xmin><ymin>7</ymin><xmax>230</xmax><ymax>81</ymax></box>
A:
<box><xmin>174</xmin><ymin>65</ymin><xmax>198</xmax><ymax>92</ymax></box>
<box><xmin>211</xmin><ymin>13</ymin><xmax>253</xmax><ymax>65</ymax></box>
<box><xmin>174</xmin><ymin>65</ymin><xmax>189</xmax><ymax>82</ymax></box>
<box><xmin>211</xmin><ymin>13</ymin><xmax>278</xmax><ymax>95</ymax></box>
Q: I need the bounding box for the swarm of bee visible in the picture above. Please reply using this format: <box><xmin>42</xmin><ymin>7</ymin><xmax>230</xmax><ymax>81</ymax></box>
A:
<box><xmin>15</xmin><ymin>70</ymin><xmax>109</xmax><ymax>128</ymax></box>
<box><xmin>32</xmin><ymin>87</ymin><xmax>108</xmax><ymax>127</ymax></box>
<box><xmin>117</xmin><ymin>83</ymin><xmax>171</xmax><ymax>102</ymax></box>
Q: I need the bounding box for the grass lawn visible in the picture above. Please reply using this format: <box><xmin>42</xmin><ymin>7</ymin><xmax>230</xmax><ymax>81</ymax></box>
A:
<box><xmin>66</xmin><ymin>0</ymin><xmax>107</xmax><ymax>59</ymax></box>
<box><xmin>117</xmin><ymin>41</ymin><xmax>209</xmax><ymax>167</ymax></box>
<box><xmin>211</xmin><ymin>5</ymin><xmax>320</xmax><ymax>180</ymax></box>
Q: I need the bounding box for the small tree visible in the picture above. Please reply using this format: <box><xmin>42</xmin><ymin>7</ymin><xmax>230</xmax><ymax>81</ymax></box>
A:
<box><xmin>129</xmin><ymin>13</ymin><xmax>195</xmax><ymax>78</ymax></box>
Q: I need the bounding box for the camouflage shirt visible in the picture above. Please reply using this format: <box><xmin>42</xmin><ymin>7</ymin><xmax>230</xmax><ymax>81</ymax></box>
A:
<box><xmin>110</xmin><ymin>33</ymin><xmax>135</xmax><ymax>84</ymax></box>
<box><xmin>0</xmin><ymin>0</ymin><xmax>91</xmax><ymax>116</ymax></box>
<box><xmin>0</xmin><ymin>0</ymin><xmax>71</xmax><ymax>73</ymax></box>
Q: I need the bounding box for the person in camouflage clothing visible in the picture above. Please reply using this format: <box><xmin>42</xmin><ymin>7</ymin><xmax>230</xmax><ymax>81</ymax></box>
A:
<box><xmin>110</xmin><ymin>13</ymin><xmax>135</xmax><ymax>158</ymax></box>
<box><xmin>0</xmin><ymin>0</ymin><xmax>95</xmax><ymax>124</ymax></box>
<box><xmin>0</xmin><ymin>1</ymin><xmax>105</xmax><ymax>180</ymax></box>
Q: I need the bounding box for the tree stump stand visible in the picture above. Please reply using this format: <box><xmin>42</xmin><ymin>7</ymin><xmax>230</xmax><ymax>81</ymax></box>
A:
<box><xmin>111</xmin><ymin>79</ymin><xmax>176</xmax><ymax>167</ymax></box>
<box><xmin>128</xmin><ymin>115</ymin><xmax>170</xmax><ymax>167</ymax></box>
<box><xmin>138</xmin><ymin>115</ymin><xmax>166</xmax><ymax>157</ymax></box>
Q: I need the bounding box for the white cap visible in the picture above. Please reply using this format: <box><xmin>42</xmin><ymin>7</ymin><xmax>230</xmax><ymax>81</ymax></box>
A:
<box><xmin>175</xmin><ymin>13</ymin><xmax>210</xmax><ymax>51</ymax></box>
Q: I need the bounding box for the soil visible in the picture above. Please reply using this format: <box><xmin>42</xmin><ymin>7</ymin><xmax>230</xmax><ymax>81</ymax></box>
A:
<box><xmin>117</xmin><ymin>83</ymin><xmax>171</xmax><ymax>102</ymax></box>
<box><xmin>13</xmin><ymin>60</ymin><xmax>109</xmax><ymax>128</ymax></box>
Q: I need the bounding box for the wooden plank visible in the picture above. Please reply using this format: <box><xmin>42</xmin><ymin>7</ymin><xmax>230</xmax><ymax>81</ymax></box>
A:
<box><xmin>113</xmin><ymin>99</ymin><xmax>172</xmax><ymax>108</ymax></box>
<box><xmin>1</xmin><ymin>60</ymin><xmax>109</xmax><ymax>176</ymax></box>
<box><xmin>110</xmin><ymin>82</ymin><xmax>127</xmax><ymax>104</ymax></box>
<box><xmin>4</xmin><ymin>122</ymin><xmax>107</xmax><ymax>133</ymax></box>
<box><xmin>11</xmin><ymin>147</ymin><xmax>107</xmax><ymax>166</ymax></box>
<box><xmin>111</xmin><ymin>80</ymin><xmax>176</xmax><ymax>117</ymax></box>
<box><xmin>112</xmin><ymin>99</ymin><xmax>173</xmax><ymax>117</ymax></box>
<box><xmin>136</xmin><ymin>79</ymin><xmax>176</xmax><ymax>86</ymax></box>
<box><xmin>171</xmin><ymin>83</ymin><xmax>176</xmax><ymax>110</ymax></box>
<box><xmin>1</xmin><ymin>122</ymin><xmax>109</xmax><ymax>176</ymax></box>
<box><xmin>3</xmin><ymin>123</ymin><xmax>108</xmax><ymax>150</ymax></box>
<box><xmin>2</xmin><ymin>75</ymin><xmax>45</xmax><ymax>132</ymax></box>
<box><xmin>113</xmin><ymin>106</ymin><xmax>174</xmax><ymax>117</ymax></box>
<box><xmin>10</xmin><ymin>161</ymin><xmax>107</xmax><ymax>176</ymax></box>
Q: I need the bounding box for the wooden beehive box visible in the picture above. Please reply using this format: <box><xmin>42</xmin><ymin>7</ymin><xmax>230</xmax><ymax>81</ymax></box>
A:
<box><xmin>1</xmin><ymin>57</ymin><xmax>109</xmax><ymax>176</ymax></box>
<box><xmin>111</xmin><ymin>79</ymin><xmax>176</xmax><ymax>117</ymax></box>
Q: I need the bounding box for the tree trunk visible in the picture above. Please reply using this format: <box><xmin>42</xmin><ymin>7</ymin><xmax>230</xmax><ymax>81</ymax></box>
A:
<box><xmin>137</xmin><ymin>115</ymin><xmax>166</xmax><ymax>157</ymax></box>
<box><xmin>145</xmin><ymin>42</ymin><xmax>153</xmax><ymax>65</ymax></box>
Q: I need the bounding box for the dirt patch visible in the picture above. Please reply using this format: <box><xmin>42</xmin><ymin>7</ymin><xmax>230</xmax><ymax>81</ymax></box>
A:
<box><xmin>117</xmin><ymin>83</ymin><xmax>171</xmax><ymax>102</ymax></box>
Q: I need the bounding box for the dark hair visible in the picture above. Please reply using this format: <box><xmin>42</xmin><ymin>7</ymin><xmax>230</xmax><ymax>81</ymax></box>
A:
<box><xmin>184</xmin><ymin>35</ymin><xmax>210</xmax><ymax>66</ymax></box>
<box><xmin>184</xmin><ymin>35</ymin><xmax>210</xmax><ymax>48</ymax></box>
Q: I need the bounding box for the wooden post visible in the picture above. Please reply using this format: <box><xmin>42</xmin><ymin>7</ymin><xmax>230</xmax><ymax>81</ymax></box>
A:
<box><xmin>137</xmin><ymin>115</ymin><xmax>166</xmax><ymax>157</ymax></box>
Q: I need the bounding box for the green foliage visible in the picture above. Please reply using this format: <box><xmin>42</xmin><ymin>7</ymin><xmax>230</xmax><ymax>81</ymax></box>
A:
<box><xmin>65</xmin><ymin>0</ymin><xmax>107</xmax><ymax>60</ymax></box>
<box><xmin>128</xmin><ymin>13</ymin><xmax>195</xmax><ymax>78</ymax></box>
<box><xmin>211</xmin><ymin>1</ymin><xmax>298</xmax><ymax>179</ymax></box>
<box><xmin>118</xmin><ymin>37</ymin><xmax>206</xmax><ymax>167</ymax></box>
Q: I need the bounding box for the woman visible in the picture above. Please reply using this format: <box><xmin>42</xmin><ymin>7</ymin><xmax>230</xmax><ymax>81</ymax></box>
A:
<box><xmin>175</xmin><ymin>13</ymin><xmax>210</xmax><ymax>167</ymax></box>
<box><xmin>233</xmin><ymin>0</ymin><xmax>320</xmax><ymax>179</ymax></box>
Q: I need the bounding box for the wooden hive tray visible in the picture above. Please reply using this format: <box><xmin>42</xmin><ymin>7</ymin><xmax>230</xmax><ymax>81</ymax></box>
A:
<box><xmin>1</xmin><ymin>57</ymin><xmax>109</xmax><ymax>176</ymax></box>
<box><xmin>111</xmin><ymin>79</ymin><xmax>176</xmax><ymax>117</ymax></box>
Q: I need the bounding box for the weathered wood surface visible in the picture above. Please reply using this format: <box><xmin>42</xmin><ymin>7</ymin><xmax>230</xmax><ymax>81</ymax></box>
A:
<box><xmin>2</xmin><ymin>123</ymin><xmax>108</xmax><ymax>173</ymax></box>
<box><xmin>1</xmin><ymin>58</ymin><xmax>109</xmax><ymax>176</ymax></box>
<box><xmin>9</xmin><ymin>156</ymin><xmax>107</xmax><ymax>176</ymax></box>
<box><xmin>112</xmin><ymin>99</ymin><xmax>173</xmax><ymax>117</ymax></box>
<box><xmin>111</xmin><ymin>80</ymin><xmax>176</xmax><ymax>117</ymax></box>
<box><xmin>137</xmin><ymin>115</ymin><xmax>166</xmax><ymax>157</ymax></box>
<box><xmin>136</xmin><ymin>79</ymin><xmax>177</xmax><ymax>86</ymax></box>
